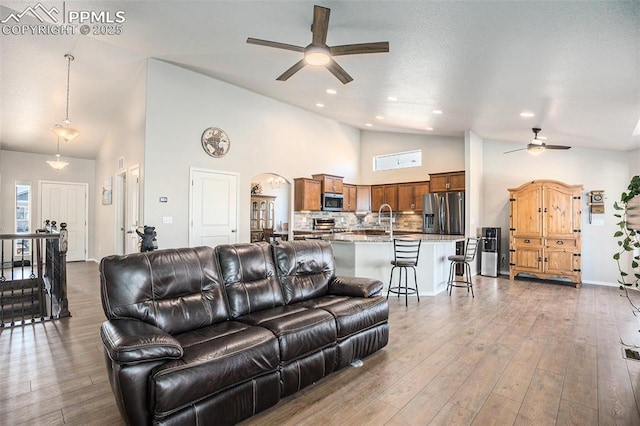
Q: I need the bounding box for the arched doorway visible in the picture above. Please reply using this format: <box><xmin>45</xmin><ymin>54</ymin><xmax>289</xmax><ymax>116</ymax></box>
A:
<box><xmin>250</xmin><ymin>173</ymin><xmax>291</xmax><ymax>242</ymax></box>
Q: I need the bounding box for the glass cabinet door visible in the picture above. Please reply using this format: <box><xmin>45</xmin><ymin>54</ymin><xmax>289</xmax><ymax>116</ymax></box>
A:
<box><xmin>268</xmin><ymin>201</ymin><xmax>275</xmax><ymax>228</ymax></box>
<box><xmin>251</xmin><ymin>201</ymin><xmax>259</xmax><ymax>229</ymax></box>
<box><xmin>259</xmin><ymin>201</ymin><xmax>267</xmax><ymax>229</ymax></box>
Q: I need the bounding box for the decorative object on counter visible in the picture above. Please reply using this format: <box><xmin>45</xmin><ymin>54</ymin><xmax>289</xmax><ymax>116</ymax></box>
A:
<box><xmin>136</xmin><ymin>225</ymin><xmax>158</xmax><ymax>252</ymax></box>
<box><xmin>388</xmin><ymin>238</ymin><xmax>422</xmax><ymax>306</ymax></box>
<box><xmin>447</xmin><ymin>237</ymin><xmax>480</xmax><ymax>297</ymax></box>
<box><xmin>251</xmin><ymin>182</ymin><xmax>263</xmax><ymax>195</ymax></box>
<box><xmin>201</xmin><ymin>127</ymin><xmax>230</xmax><ymax>158</ymax></box>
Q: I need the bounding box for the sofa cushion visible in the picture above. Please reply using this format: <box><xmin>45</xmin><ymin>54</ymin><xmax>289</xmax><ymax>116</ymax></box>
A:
<box><xmin>151</xmin><ymin>321</ymin><xmax>279</xmax><ymax>418</ymax></box>
<box><xmin>313</xmin><ymin>296</ymin><xmax>389</xmax><ymax>339</ymax></box>
<box><xmin>238</xmin><ymin>305</ymin><xmax>336</xmax><ymax>361</ymax></box>
<box><xmin>272</xmin><ymin>240</ymin><xmax>335</xmax><ymax>304</ymax></box>
<box><xmin>100</xmin><ymin>247</ymin><xmax>228</xmax><ymax>335</ymax></box>
<box><xmin>216</xmin><ymin>242</ymin><xmax>284</xmax><ymax>317</ymax></box>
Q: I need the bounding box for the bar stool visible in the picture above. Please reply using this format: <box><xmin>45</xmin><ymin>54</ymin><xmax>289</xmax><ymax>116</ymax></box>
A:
<box><xmin>388</xmin><ymin>238</ymin><xmax>422</xmax><ymax>306</ymax></box>
<box><xmin>447</xmin><ymin>237</ymin><xmax>480</xmax><ymax>297</ymax></box>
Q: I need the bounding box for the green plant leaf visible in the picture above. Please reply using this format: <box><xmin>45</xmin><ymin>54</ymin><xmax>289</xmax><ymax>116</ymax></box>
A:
<box><xmin>614</xmin><ymin>231</ymin><xmax>624</xmax><ymax>237</ymax></box>
<box><xmin>614</xmin><ymin>252</ymin><xmax>621</xmax><ymax>260</ymax></box>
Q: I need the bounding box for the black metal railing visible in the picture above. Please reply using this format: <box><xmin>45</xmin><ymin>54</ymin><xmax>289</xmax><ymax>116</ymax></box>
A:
<box><xmin>0</xmin><ymin>221</ymin><xmax>70</xmax><ymax>328</ymax></box>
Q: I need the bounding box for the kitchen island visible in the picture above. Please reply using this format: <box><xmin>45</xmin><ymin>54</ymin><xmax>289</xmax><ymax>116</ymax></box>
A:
<box><xmin>328</xmin><ymin>234</ymin><xmax>463</xmax><ymax>296</ymax></box>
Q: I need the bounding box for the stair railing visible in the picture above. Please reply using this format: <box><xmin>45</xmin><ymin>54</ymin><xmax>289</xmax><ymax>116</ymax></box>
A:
<box><xmin>0</xmin><ymin>221</ymin><xmax>70</xmax><ymax>328</ymax></box>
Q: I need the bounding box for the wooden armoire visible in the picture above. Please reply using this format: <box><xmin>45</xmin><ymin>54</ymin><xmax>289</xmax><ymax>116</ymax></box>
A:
<box><xmin>508</xmin><ymin>180</ymin><xmax>583</xmax><ymax>287</ymax></box>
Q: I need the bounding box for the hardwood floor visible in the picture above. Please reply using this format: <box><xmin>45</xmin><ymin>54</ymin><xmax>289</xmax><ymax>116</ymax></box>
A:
<box><xmin>2</xmin><ymin>262</ymin><xmax>640</xmax><ymax>425</ymax></box>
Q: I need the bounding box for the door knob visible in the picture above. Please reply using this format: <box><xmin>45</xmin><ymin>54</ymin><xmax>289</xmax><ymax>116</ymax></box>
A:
<box><xmin>231</xmin><ymin>229</ymin><xmax>237</xmax><ymax>233</ymax></box>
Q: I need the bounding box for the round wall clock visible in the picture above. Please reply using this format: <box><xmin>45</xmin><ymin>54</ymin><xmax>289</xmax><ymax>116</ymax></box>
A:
<box><xmin>201</xmin><ymin>127</ymin><xmax>230</xmax><ymax>158</ymax></box>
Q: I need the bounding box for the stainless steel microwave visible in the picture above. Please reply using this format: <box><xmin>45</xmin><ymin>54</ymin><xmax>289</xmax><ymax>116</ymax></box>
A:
<box><xmin>322</xmin><ymin>193</ymin><xmax>344</xmax><ymax>211</ymax></box>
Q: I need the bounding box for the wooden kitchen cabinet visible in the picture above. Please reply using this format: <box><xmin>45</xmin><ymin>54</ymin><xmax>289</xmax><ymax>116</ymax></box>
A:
<box><xmin>342</xmin><ymin>184</ymin><xmax>357</xmax><ymax>212</ymax></box>
<box><xmin>294</xmin><ymin>178</ymin><xmax>321</xmax><ymax>211</ymax></box>
<box><xmin>509</xmin><ymin>180</ymin><xmax>583</xmax><ymax>286</ymax></box>
<box><xmin>397</xmin><ymin>181</ymin><xmax>430</xmax><ymax>211</ymax></box>
<box><xmin>356</xmin><ymin>185</ymin><xmax>371</xmax><ymax>212</ymax></box>
<box><xmin>429</xmin><ymin>171</ymin><xmax>465</xmax><ymax>192</ymax></box>
<box><xmin>312</xmin><ymin>174</ymin><xmax>343</xmax><ymax>194</ymax></box>
<box><xmin>371</xmin><ymin>184</ymin><xmax>398</xmax><ymax>211</ymax></box>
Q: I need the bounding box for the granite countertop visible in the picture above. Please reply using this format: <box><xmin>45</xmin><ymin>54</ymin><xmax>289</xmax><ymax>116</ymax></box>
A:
<box><xmin>327</xmin><ymin>233</ymin><xmax>464</xmax><ymax>243</ymax></box>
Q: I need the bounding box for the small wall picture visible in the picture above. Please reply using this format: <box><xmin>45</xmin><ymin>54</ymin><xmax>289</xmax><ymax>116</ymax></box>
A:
<box><xmin>102</xmin><ymin>176</ymin><xmax>113</xmax><ymax>205</ymax></box>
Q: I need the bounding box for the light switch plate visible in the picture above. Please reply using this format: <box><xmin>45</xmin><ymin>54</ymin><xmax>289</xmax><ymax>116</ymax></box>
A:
<box><xmin>162</xmin><ymin>216</ymin><xmax>173</xmax><ymax>224</ymax></box>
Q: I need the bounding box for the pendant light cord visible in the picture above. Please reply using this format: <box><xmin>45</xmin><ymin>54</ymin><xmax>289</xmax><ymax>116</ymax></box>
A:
<box><xmin>64</xmin><ymin>54</ymin><xmax>74</xmax><ymax>123</ymax></box>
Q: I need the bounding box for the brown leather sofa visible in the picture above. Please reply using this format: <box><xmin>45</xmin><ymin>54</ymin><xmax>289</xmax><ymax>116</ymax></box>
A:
<box><xmin>100</xmin><ymin>240</ymin><xmax>389</xmax><ymax>425</ymax></box>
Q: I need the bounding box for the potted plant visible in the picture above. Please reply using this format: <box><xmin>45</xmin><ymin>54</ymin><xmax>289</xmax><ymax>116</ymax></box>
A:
<box><xmin>613</xmin><ymin>175</ymin><xmax>640</xmax><ymax>291</ymax></box>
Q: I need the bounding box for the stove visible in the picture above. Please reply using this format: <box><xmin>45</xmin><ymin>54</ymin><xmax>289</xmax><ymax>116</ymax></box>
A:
<box><xmin>313</xmin><ymin>218</ymin><xmax>349</xmax><ymax>233</ymax></box>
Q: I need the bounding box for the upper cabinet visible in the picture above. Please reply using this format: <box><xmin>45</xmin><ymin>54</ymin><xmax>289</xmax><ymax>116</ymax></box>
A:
<box><xmin>371</xmin><ymin>184</ymin><xmax>398</xmax><ymax>212</ymax></box>
<box><xmin>356</xmin><ymin>185</ymin><xmax>371</xmax><ymax>212</ymax></box>
<box><xmin>429</xmin><ymin>171</ymin><xmax>465</xmax><ymax>192</ymax></box>
<box><xmin>342</xmin><ymin>184</ymin><xmax>357</xmax><ymax>212</ymax></box>
<box><xmin>312</xmin><ymin>174</ymin><xmax>344</xmax><ymax>194</ymax></box>
<box><xmin>294</xmin><ymin>178</ymin><xmax>321</xmax><ymax>211</ymax></box>
<box><xmin>397</xmin><ymin>181</ymin><xmax>430</xmax><ymax>211</ymax></box>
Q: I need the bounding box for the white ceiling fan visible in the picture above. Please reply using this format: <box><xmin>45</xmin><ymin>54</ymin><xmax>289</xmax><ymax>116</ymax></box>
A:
<box><xmin>504</xmin><ymin>128</ymin><xmax>572</xmax><ymax>155</ymax></box>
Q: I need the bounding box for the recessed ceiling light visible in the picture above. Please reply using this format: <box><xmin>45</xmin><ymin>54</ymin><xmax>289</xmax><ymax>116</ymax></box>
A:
<box><xmin>432</xmin><ymin>110</ymin><xmax>443</xmax><ymax>114</ymax></box>
<box><xmin>520</xmin><ymin>112</ymin><xmax>535</xmax><ymax>118</ymax></box>
<box><xmin>326</xmin><ymin>89</ymin><xmax>337</xmax><ymax>95</ymax></box>
<box><xmin>425</xmin><ymin>127</ymin><xmax>434</xmax><ymax>131</ymax></box>
<box><xmin>316</xmin><ymin>103</ymin><xmax>325</xmax><ymax>108</ymax></box>
<box><xmin>387</xmin><ymin>96</ymin><xmax>398</xmax><ymax>102</ymax></box>
<box><xmin>376</xmin><ymin>115</ymin><xmax>384</xmax><ymax>120</ymax></box>
<box><xmin>365</xmin><ymin>123</ymin><xmax>373</xmax><ymax>127</ymax></box>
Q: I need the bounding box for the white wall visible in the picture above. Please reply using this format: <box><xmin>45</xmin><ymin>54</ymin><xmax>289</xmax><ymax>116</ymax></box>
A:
<box><xmin>482</xmin><ymin>139</ymin><xmax>630</xmax><ymax>285</ymax></box>
<box><xmin>466</xmin><ymin>131</ymin><xmax>484</xmax><ymax>272</ymax></box>
<box><xmin>143</xmin><ymin>59</ymin><xmax>360</xmax><ymax>248</ymax></box>
<box><xmin>0</xmin><ymin>149</ymin><xmax>95</xmax><ymax>247</ymax></box>
<box><xmin>359</xmin><ymin>130</ymin><xmax>465</xmax><ymax>184</ymax></box>
<box><xmin>93</xmin><ymin>63</ymin><xmax>147</xmax><ymax>260</ymax></box>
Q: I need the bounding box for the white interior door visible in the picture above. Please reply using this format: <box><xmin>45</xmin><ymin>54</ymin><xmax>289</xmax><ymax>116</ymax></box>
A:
<box><xmin>189</xmin><ymin>169</ymin><xmax>238</xmax><ymax>248</ymax></box>
<box><xmin>126</xmin><ymin>166</ymin><xmax>140</xmax><ymax>254</ymax></box>
<box><xmin>40</xmin><ymin>181</ymin><xmax>88</xmax><ymax>261</ymax></box>
<box><xmin>115</xmin><ymin>171</ymin><xmax>127</xmax><ymax>255</ymax></box>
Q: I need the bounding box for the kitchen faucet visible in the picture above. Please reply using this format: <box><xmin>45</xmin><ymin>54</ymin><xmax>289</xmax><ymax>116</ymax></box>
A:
<box><xmin>378</xmin><ymin>203</ymin><xmax>393</xmax><ymax>240</ymax></box>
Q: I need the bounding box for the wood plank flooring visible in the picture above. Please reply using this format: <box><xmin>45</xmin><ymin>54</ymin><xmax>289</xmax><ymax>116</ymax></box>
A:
<box><xmin>1</xmin><ymin>262</ymin><xmax>639</xmax><ymax>425</ymax></box>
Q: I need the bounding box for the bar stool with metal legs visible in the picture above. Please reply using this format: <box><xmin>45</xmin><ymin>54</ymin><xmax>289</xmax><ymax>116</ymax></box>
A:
<box><xmin>388</xmin><ymin>238</ymin><xmax>422</xmax><ymax>306</ymax></box>
<box><xmin>447</xmin><ymin>237</ymin><xmax>480</xmax><ymax>297</ymax></box>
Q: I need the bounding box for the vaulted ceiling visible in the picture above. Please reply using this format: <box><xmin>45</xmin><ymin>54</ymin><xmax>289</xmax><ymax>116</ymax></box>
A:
<box><xmin>1</xmin><ymin>1</ymin><xmax>639</xmax><ymax>160</ymax></box>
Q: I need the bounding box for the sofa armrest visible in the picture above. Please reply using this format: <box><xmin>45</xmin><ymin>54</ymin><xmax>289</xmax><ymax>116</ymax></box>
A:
<box><xmin>329</xmin><ymin>276</ymin><xmax>384</xmax><ymax>298</ymax></box>
<box><xmin>100</xmin><ymin>319</ymin><xmax>183</xmax><ymax>364</ymax></box>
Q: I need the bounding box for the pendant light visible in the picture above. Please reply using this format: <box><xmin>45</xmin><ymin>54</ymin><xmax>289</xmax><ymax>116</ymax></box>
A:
<box><xmin>52</xmin><ymin>54</ymin><xmax>79</xmax><ymax>142</ymax></box>
<box><xmin>46</xmin><ymin>137</ymin><xmax>69</xmax><ymax>170</ymax></box>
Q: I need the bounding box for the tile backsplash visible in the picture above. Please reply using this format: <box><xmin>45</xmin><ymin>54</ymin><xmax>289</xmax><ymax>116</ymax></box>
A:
<box><xmin>293</xmin><ymin>211</ymin><xmax>423</xmax><ymax>231</ymax></box>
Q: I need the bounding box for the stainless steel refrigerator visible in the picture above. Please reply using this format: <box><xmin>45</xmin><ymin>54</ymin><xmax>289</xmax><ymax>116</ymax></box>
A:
<box><xmin>423</xmin><ymin>192</ymin><xmax>465</xmax><ymax>235</ymax></box>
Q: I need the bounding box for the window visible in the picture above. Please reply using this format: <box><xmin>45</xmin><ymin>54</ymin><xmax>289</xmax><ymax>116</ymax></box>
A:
<box><xmin>373</xmin><ymin>150</ymin><xmax>422</xmax><ymax>171</ymax></box>
<box><xmin>15</xmin><ymin>183</ymin><xmax>31</xmax><ymax>255</ymax></box>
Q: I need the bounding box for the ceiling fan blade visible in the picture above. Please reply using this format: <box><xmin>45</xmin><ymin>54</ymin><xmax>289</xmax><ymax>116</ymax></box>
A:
<box><xmin>276</xmin><ymin>59</ymin><xmax>306</xmax><ymax>81</ymax></box>
<box><xmin>330</xmin><ymin>42</ymin><xmax>390</xmax><ymax>56</ymax></box>
<box><xmin>544</xmin><ymin>145</ymin><xmax>571</xmax><ymax>150</ymax></box>
<box><xmin>326</xmin><ymin>59</ymin><xmax>353</xmax><ymax>84</ymax></box>
<box><xmin>311</xmin><ymin>5</ymin><xmax>330</xmax><ymax>46</ymax></box>
<box><xmin>503</xmin><ymin>147</ymin><xmax>527</xmax><ymax>154</ymax></box>
<box><xmin>247</xmin><ymin>37</ymin><xmax>305</xmax><ymax>52</ymax></box>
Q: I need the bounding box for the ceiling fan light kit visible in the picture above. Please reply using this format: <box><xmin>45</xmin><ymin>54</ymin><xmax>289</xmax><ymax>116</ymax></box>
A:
<box><xmin>503</xmin><ymin>127</ymin><xmax>572</xmax><ymax>155</ymax></box>
<box><xmin>247</xmin><ymin>5</ymin><xmax>389</xmax><ymax>84</ymax></box>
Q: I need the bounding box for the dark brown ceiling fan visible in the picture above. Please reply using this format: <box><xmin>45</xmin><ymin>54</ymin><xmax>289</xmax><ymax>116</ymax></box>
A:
<box><xmin>247</xmin><ymin>4</ymin><xmax>389</xmax><ymax>84</ymax></box>
<box><xmin>503</xmin><ymin>128</ymin><xmax>572</xmax><ymax>155</ymax></box>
